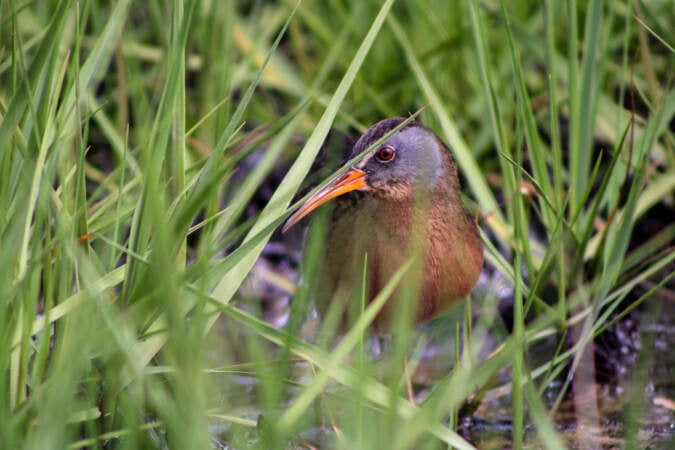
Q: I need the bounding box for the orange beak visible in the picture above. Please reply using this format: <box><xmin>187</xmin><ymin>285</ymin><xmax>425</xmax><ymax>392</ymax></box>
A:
<box><xmin>282</xmin><ymin>168</ymin><xmax>367</xmax><ymax>233</ymax></box>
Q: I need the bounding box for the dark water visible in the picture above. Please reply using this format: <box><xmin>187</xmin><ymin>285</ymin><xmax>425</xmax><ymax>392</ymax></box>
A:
<box><xmin>209</xmin><ymin>290</ymin><xmax>674</xmax><ymax>449</ymax></box>
<box><xmin>452</xmin><ymin>297</ymin><xmax>675</xmax><ymax>449</ymax></box>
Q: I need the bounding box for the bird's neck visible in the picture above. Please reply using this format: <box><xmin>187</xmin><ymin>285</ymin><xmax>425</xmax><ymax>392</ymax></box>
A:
<box><xmin>367</xmin><ymin>183</ymin><xmax>466</xmax><ymax>238</ymax></box>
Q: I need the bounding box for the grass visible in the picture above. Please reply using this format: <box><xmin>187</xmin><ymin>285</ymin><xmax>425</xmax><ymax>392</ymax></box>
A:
<box><xmin>1</xmin><ymin>0</ymin><xmax>673</xmax><ymax>449</ymax></box>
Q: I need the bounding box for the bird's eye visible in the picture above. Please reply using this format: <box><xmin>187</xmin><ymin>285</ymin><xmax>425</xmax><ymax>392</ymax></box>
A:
<box><xmin>375</xmin><ymin>145</ymin><xmax>396</xmax><ymax>162</ymax></box>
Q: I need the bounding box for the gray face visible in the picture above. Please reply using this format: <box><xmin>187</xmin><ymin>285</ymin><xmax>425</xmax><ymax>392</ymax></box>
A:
<box><xmin>353</xmin><ymin>122</ymin><xmax>446</xmax><ymax>196</ymax></box>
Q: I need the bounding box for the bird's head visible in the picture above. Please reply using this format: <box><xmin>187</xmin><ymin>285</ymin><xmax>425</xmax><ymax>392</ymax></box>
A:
<box><xmin>283</xmin><ymin>118</ymin><xmax>458</xmax><ymax>232</ymax></box>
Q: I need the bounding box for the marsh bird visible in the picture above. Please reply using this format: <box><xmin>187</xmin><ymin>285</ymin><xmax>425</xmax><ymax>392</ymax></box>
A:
<box><xmin>283</xmin><ymin>118</ymin><xmax>483</xmax><ymax>332</ymax></box>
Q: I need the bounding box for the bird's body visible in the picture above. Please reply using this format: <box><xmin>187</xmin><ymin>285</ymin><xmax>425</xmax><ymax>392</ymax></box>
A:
<box><xmin>285</xmin><ymin>118</ymin><xmax>483</xmax><ymax>332</ymax></box>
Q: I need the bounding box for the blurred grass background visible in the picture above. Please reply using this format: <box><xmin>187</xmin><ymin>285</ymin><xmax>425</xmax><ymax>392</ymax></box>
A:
<box><xmin>0</xmin><ymin>0</ymin><xmax>673</xmax><ymax>449</ymax></box>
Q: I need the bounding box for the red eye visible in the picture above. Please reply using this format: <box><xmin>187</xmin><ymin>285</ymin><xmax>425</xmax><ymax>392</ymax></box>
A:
<box><xmin>376</xmin><ymin>145</ymin><xmax>396</xmax><ymax>162</ymax></box>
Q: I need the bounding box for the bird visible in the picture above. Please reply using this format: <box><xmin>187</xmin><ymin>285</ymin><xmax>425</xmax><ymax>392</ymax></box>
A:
<box><xmin>283</xmin><ymin>118</ymin><xmax>484</xmax><ymax>332</ymax></box>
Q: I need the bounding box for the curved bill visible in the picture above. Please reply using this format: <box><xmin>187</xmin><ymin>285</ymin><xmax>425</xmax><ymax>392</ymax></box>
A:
<box><xmin>282</xmin><ymin>168</ymin><xmax>366</xmax><ymax>233</ymax></box>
